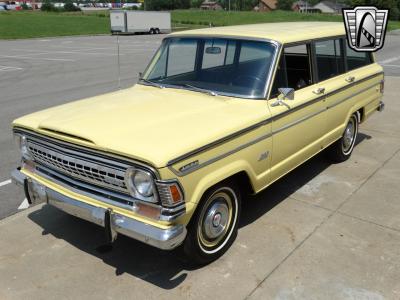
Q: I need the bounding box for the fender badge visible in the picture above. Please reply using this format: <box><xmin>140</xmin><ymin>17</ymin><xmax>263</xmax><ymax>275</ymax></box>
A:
<box><xmin>179</xmin><ymin>160</ymin><xmax>199</xmax><ymax>172</ymax></box>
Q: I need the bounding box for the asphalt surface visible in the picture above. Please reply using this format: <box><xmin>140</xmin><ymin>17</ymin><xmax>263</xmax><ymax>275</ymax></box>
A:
<box><xmin>0</xmin><ymin>32</ymin><xmax>400</xmax><ymax>299</ymax></box>
<box><xmin>0</xmin><ymin>34</ymin><xmax>163</xmax><ymax>219</ymax></box>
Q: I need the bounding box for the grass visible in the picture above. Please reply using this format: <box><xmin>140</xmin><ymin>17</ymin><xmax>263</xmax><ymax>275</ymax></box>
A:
<box><xmin>0</xmin><ymin>9</ymin><xmax>399</xmax><ymax>39</ymax></box>
<box><xmin>0</xmin><ymin>11</ymin><xmax>110</xmax><ymax>39</ymax></box>
<box><xmin>172</xmin><ymin>10</ymin><xmax>400</xmax><ymax>31</ymax></box>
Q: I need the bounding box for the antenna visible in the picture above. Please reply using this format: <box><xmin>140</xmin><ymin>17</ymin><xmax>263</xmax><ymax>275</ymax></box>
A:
<box><xmin>116</xmin><ymin>32</ymin><xmax>121</xmax><ymax>89</ymax></box>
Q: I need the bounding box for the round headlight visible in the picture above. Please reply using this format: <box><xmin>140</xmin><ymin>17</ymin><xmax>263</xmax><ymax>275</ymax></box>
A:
<box><xmin>133</xmin><ymin>171</ymin><xmax>153</xmax><ymax>197</ymax></box>
<box><xmin>125</xmin><ymin>168</ymin><xmax>156</xmax><ymax>201</ymax></box>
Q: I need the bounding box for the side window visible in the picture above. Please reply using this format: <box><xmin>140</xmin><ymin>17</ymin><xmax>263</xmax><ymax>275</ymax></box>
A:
<box><xmin>315</xmin><ymin>39</ymin><xmax>344</xmax><ymax>81</ymax></box>
<box><xmin>345</xmin><ymin>43</ymin><xmax>372</xmax><ymax>71</ymax></box>
<box><xmin>270</xmin><ymin>43</ymin><xmax>312</xmax><ymax>98</ymax></box>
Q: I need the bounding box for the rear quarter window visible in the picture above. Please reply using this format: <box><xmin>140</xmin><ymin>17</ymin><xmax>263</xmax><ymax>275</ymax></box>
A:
<box><xmin>345</xmin><ymin>43</ymin><xmax>373</xmax><ymax>71</ymax></box>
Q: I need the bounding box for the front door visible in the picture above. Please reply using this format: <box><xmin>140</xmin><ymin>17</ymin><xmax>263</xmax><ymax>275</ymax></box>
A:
<box><xmin>268</xmin><ymin>43</ymin><xmax>326</xmax><ymax>183</ymax></box>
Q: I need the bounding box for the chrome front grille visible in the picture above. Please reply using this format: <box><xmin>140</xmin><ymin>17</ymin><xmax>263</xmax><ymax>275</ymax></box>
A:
<box><xmin>27</xmin><ymin>139</ymin><xmax>129</xmax><ymax>194</ymax></box>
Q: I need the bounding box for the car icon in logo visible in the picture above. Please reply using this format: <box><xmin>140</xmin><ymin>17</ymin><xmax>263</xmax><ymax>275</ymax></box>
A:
<box><xmin>342</xmin><ymin>6</ymin><xmax>388</xmax><ymax>52</ymax></box>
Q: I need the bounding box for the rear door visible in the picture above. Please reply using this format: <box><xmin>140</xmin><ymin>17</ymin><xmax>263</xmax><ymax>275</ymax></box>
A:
<box><xmin>313</xmin><ymin>37</ymin><xmax>380</xmax><ymax>148</ymax></box>
<box><xmin>312</xmin><ymin>38</ymin><xmax>347</xmax><ymax>146</ymax></box>
<box><xmin>268</xmin><ymin>43</ymin><xmax>326</xmax><ymax>182</ymax></box>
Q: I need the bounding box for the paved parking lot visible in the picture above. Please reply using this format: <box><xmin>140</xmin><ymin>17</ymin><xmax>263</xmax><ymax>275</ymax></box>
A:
<box><xmin>1</xmin><ymin>33</ymin><xmax>400</xmax><ymax>299</ymax></box>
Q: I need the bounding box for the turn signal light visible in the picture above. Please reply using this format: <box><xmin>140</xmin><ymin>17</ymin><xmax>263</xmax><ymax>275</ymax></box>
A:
<box><xmin>156</xmin><ymin>181</ymin><xmax>184</xmax><ymax>207</ymax></box>
<box><xmin>169</xmin><ymin>185</ymin><xmax>182</xmax><ymax>203</ymax></box>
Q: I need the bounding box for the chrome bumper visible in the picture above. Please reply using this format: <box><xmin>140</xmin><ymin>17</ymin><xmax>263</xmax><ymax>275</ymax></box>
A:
<box><xmin>11</xmin><ymin>168</ymin><xmax>186</xmax><ymax>250</ymax></box>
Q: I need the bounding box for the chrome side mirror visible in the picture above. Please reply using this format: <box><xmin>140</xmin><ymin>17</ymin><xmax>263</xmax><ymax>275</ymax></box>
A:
<box><xmin>278</xmin><ymin>87</ymin><xmax>295</xmax><ymax>101</ymax></box>
<box><xmin>271</xmin><ymin>87</ymin><xmax>295</xmax><ymax>109</ymax></box>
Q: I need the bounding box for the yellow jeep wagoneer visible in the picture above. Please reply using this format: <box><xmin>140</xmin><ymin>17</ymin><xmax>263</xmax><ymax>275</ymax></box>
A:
<box><xmin>11</xmin><ymin>22</ymin><xmax>384</xmax><ymax>264</ymax></box>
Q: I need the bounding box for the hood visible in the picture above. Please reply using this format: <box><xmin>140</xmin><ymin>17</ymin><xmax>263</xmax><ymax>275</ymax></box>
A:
<box><xmin>13</xmin><ymin>84</ymin><xmax>268</xmax><ymax>168</ymax></box>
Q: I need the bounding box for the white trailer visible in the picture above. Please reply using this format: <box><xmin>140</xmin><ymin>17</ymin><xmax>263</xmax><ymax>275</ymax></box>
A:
<box><xmin>110</xmin><ymin>10</ymin><xmax>127</xmax><ymax>33</ymax></box>
<box><xmin>126</xmin><ymin>11</ymin><xmax>171</xmax><ymax>34</ymax></box>
<box><xmin>110</xmin><ymin>11</ymin><xmax>171</xmax><ymax>35</ymax></box>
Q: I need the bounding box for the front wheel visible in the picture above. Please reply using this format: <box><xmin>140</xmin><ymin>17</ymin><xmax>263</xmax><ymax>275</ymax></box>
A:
<box><xmin>328</xmin><ymin>113</ymin><xmax>358</xmax><ymax>162</ymax></box>
<box><xmin>183</xmin><ymin>181</ymin><xmax>241</xmax><ymax>265</ymax></box>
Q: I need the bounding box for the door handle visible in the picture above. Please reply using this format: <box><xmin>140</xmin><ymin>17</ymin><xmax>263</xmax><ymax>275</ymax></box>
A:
<box><xmin>345</xmin><ymin>76</ymin><xmax>355</xmax><ymax>83</ymax></box>
<box><xmin>313</xmin><ymin>87</ymin><xmax>325</xmax><ymax>95</ymax></box>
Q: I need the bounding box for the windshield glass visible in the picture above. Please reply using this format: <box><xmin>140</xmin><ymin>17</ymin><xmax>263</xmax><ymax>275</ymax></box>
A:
<box><xmin>141</xmin><ymin>37</ymin><xmax>277</xmax><ymax>99</ymax></box>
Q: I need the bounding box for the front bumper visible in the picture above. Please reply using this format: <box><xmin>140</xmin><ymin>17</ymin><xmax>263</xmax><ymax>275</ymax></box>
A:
<box><xmin>11</xmin><ymin>168</ymin><xmax>187</xmax><ymax>250</ymax></box>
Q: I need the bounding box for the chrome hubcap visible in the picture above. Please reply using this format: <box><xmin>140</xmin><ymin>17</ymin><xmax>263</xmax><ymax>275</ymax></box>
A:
<box><xmin>203</xmin><ymin>200</ymin><xmax>229</xmax><ymax>239</ymax></box>
<box><xmin>342</xmin><ymin>118</ymin><xmax>356</xmax><ymax>153</ymax></box>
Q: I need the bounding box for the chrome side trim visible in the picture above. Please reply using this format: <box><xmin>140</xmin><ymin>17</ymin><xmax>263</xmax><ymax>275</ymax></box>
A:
<box><xmin>272</xmin><ymin>107</ymin><xmax>327</xmax><ymax>135</ymax></box>
<box><xmin>167</xmin><ymin>72</ymin><xmax>383</xmax><ymax>172</ymax></box>
<box><xmin>168</xmin><ymin>77</ymin><xmax>382</xmax><ymax>177</ymax></box>
<box><xmin>326</xmin><ymin>82</ymin><xmax>377</xmax><ymax>109</ymax></box>
<box><xmin>167</xmin><ymin>118</ymin><xmax>272</xmax><ymax>166</ymax></box>
<box><xmin>169</xmin><ymin>131</ymin><xmax>273</xmax><ymax>177</ymax></box>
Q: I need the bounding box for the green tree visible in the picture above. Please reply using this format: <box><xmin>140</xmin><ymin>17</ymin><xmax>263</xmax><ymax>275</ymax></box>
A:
<box><xmin>346</xmin><ymin>0</ymin><xmax>399</xmax><ymax>20</ymax></box>
<box><xmin>277</xmin><ymin>0</ymin><xmax>294</xmax><ymax>10</ymax></box>
<box><xmin>64</xmin><ymin>0</ymin><xmax>81</xmax><ymax>11</ymax></box>
<box><xmin>41</xmin><ymin>0</ymin><xmax>56</xmax><ymax>11</ymax></box>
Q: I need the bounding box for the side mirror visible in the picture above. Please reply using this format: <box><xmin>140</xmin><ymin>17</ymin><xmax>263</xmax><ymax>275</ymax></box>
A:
<box><xmin>278</xmin><ymin>87</ymin><xmax>295</xmax><ymax>101</ymax></box>
<box><xmin>138</xmin><ymin>72</ymin><xmax>143</xmax><ymax>79</ymax></box>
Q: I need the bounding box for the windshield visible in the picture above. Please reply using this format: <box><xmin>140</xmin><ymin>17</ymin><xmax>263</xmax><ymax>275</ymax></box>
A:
<box><xmin>141</xmin><ymin>37</ymin><xmax>277</xmax><ymax>99</ymax></box>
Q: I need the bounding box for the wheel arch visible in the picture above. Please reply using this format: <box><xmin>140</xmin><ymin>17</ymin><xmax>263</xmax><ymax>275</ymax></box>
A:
<box><xmin>189</xmin><ymin>162</ymin><xmax>256</xmax><ymax>206</ymax></box>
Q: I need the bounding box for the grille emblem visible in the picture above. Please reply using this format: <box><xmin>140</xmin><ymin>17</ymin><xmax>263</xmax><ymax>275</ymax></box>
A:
<box><xmin>343</xmin><ymin>6</ymin><xmax>388</xmax><ymax>52</ymax></box>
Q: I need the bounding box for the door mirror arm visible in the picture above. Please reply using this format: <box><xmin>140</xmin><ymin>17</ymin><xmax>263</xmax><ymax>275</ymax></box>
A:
<box><xmin>271</xmin><ymin>87</ymin><xmax>295</xmax><ymax>109</ymax></box>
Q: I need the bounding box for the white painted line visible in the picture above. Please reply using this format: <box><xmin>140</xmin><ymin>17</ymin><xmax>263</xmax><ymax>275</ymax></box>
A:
<box><xmin>382</xmin><ymin>64</ymin><xmax>400</xmax><ymax>68</ymax></box>
<box><xmin>0</xmin><ymin>65</ymin><xmax>23</xmax><ymax>72</ymax></box>
<box><xmin>0</xmin><ymin>54</ymin><xmax>75</xmax><ymax>62</ymax></box>
<box><xmin>13</xmin><ymin>48</ymin><xmax>119</xmax><ymax>57</ymax></box>
<box><xmin>18</xmin><ymin>198</ymin><xmax>30</xmax><ymax>210</ymax></box>
<box><xmin>379</xmin><ymin>56</ymin><xmax>400</xmax><ymax>64</ymax></box>
<box><xmin>0</xmin><ymin>179</ymin><xmax>12</xmax><ymax>187</ymax></box>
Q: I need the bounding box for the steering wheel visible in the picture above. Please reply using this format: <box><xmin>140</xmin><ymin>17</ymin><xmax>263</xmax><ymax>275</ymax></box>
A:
<box><xmin>232</xmin><ymin>75</ymin><xmax>263</xmax><ymax>89</ymax></box>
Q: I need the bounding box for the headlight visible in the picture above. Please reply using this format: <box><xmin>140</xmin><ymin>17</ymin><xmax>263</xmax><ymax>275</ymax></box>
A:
<box><xmin>125</xmin><ymin>168</ymin><xmax>157</xmax><ymax>202</ymax></box>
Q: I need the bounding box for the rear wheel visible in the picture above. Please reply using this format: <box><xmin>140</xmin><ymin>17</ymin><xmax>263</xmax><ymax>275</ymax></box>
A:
<box><xmin>183</xmin><ymin>181</ymin><xmax>241</xmax><ymax>265</ymax></box>
<box><xmin>149</xmin><ymin>28</ymin><xmax>154</xmax><ymax>34</ymax></box>
<box><xmin>155</xmin><ymin>28</ymin><xmax>160</xmax><ymax>34</ymax></box>
<box><xmin>328</xmin><ymin>113</ymin><xmax>358</xmax><ymax>162</ymax></box>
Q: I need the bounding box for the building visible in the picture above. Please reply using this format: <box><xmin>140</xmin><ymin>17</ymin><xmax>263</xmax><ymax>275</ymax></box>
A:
<box><xmin>312</xmin><ymin>0</ymin><xmax>348</xmax><ymax>14</ymax></box>
<box><xmin>200</xmin><ymin>0</ymin><xmax>222</xmax><ymax>10</ymax></box>
<box><xmin>255</xmin><ymin>0</ymin><xmax>277</xmax><ymax>12</ymax></box>
<box><xmin>292</xmin><ymin>1</ymin><xmax>322</xmax><ymax>13</ymax></box>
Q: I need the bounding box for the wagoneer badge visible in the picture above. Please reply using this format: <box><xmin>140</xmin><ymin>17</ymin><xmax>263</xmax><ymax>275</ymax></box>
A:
<box><xmin>343</xmin><ymin>6</ymin><xmax>388</xmax><ymax>52</ymax></box>
<box><xmin>179</xmin><ymin>160</ymin><xmax>199</xmax><ymax>172</ymax></box>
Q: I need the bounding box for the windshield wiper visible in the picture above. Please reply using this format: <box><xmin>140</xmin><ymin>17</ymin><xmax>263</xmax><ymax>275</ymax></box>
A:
<box><xmin>139</xmin><ymin>78</ymin><xmax>164</xmax><ymax>89</ymax></box>
<box><xmin>183</xmin><ymin>84</ymin><xmax>218</xmax><ymax>96</ymax></box>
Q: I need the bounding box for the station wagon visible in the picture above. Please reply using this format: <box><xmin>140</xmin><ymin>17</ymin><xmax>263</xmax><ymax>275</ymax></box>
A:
<box><xmin>11</xmin><ymin>22</ymin><xmax>384</xmax><ymax>264</ymax></box>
